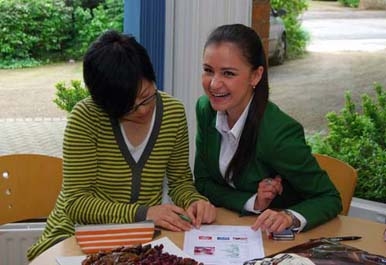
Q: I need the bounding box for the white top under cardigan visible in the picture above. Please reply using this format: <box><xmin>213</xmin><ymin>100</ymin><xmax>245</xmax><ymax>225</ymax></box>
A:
<box><xmin>120</xmin><ymin>105</ymin><xmax>156</xmax><ymax>162</ymax></box>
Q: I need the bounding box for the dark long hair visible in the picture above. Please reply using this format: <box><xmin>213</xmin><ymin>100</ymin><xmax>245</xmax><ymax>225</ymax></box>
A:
<box><xmin>204</xmin><ymin>24</ymin><xmax>269</xmax><ymax>182</ymax></box>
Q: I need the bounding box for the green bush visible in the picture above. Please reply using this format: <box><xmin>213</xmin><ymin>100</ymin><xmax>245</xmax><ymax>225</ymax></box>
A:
<box><xmin>338</xmin><ymin>0</ymin><xmax>360</xmax><ymax>7</ymax></box>
<box><xmin>0</xmin><ymin>0</ymin><xmax>72</xmax><ymax>67</ymax></box>
<box><xmin>53</xmin><ymin>80</ymin><xmax>89</xmax><ymax>113</ymax></box>
<box><xmin>64</xmin><ymin>0</ymin><xmax>123</xmax><ymax>59</ymax></box>
<box><xmin>0</xmin><ymin>58</ymin><xmax>41</xmax><ymax>69</ymax></box>
<box><xmin>271</xmin><ymin>0</ymin><xmax>310</xmax><ymax>59</ymax></box>
<box><xmin>307</xmin><ymin>83</ymin><xmax>386</xmax><ymax>203</ymax></box>
<box><xmin>0</xmin><ymin>0</ymin><xmax>123</xmax><ymax>68</ymax></box>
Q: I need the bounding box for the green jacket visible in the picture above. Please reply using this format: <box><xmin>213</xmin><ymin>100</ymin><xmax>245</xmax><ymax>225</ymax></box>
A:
<box><xmin>194</xmin><ymin>95</ymin><xmax>342</xmax><ymax>231</ymax></box>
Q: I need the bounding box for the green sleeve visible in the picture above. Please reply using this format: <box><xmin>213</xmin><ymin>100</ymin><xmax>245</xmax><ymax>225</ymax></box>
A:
<box><xmin>194</xmin><ymin>96</ymin><xmax>253</xmax><ymax>212</ymax></box>
<box><xmin>260</xmin><ymin>105</ymin><xmax>342</xmax><ymax>230</ymax></box>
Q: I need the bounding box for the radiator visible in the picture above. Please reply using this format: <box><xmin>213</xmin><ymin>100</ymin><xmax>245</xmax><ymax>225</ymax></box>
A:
<box><xmin>0</xmin><ymin>222</ymin><xmax>46</xmax><ymax>265</ymax></box>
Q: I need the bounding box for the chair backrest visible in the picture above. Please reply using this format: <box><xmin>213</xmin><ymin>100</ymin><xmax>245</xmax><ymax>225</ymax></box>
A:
<box><xmin>0</xmin><ymin>154</ymin><xmax>62</xmax><ymax>224</ymax></box>
<box><xmin>313</xmin><ymin>153</ymin><xmax>357</xmax><ymax>216</ymax></box>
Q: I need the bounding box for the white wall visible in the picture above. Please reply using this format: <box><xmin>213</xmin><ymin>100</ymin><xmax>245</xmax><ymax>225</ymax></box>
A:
<box><xmin>164</xmin><ymin>0</ymin><xmax>252</xmax><ymax>166</ymax></box>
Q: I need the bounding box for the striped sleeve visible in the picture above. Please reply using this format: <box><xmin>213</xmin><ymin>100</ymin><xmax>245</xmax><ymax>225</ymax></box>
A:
<box><xmin>161</xmin><ymin>95</ymin><xmax>208</xmax><ymax>208</ymax></box>
<box><xmin>62</xmin><ymin>99</ymin><xmax>142</xmax><ymax>224</ymax></box>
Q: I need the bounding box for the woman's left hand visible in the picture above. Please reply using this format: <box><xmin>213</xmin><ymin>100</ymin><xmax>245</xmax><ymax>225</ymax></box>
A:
<box><xmin>254</xmin><ymin>176</ymin><xmax>283</xmax><ymax>211</ymax></box>
<box><xmin>186</xmin><ymin>200</ymin><xmax>216</xmax><ymax>228</ymax></box>
<box><xmin>250</xmin><ymin>209</ymin><xmax>292</xmax><ymax>233</ymax></box>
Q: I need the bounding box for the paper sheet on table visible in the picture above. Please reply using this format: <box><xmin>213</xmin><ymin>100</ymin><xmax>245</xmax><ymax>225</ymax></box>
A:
<box><xmin>56</xmin><ymin>236</ymin><xmax>190</xmax><ymax>265</ymax></box>
<box><xmin>183</xmin><ymin>225</ymin><xmax>264</xmax><ymax>265</ymax></box>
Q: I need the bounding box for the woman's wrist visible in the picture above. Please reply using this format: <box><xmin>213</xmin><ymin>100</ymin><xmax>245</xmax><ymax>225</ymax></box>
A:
<box><xmin>282</xmin><ymin>209</ymin><xmax>300</xmax><ymax>229</ymax></box>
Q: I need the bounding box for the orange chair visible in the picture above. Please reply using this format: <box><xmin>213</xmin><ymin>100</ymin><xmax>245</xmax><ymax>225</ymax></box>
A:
<box><xmin>0</xmin><ymin>154</ymin><xmax>62</xmax><ymax>224</ymax></box>
<box><xmin>314</xmin><ymin>153</ymin><xmax>357</xmax><ymax>216</ymax></box>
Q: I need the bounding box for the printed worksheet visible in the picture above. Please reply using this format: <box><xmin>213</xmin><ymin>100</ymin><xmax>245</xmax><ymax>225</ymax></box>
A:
<box><xmin>183</xmin><ymin>225</ymin><xmax>264</xmax><ymax>265</ymax></box>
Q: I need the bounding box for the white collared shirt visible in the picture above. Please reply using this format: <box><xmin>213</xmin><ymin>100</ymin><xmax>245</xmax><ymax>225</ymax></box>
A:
<box><xmin>215</xmin><ymin>97</ymin><xmax>306</xmax><ymax>231</ymax></box>
<box><xmin>215</xmin><ymin>99</ymin><xmax>251</xmax><ymax>185</ymax></box>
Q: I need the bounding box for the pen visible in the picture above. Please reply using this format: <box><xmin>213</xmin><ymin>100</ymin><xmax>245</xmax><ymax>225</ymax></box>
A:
<box><xmin>324</xmin><ymin>236</ymin><xmax>362</xmax><ymax>241</ymax></box>
<box><xmin>178</xmin><ymin>214</ymin><xmax>192</xmax><ymax>223</ymax></box>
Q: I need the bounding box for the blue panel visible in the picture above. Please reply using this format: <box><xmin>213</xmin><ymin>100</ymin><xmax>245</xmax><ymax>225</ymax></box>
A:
<box><xmin>140</xmin><ymin>0</ymin><xmax>165</xmax><ymax>91</ymax></box>
<box><xmin>123</xmin><ymin>0</ymin><xmax>141</xmax><ymax>41</ymax></box>
<box><xmin>123</xmin><ymin>0</ymin><xmax>165</xmax><ymax>91</ymax></box>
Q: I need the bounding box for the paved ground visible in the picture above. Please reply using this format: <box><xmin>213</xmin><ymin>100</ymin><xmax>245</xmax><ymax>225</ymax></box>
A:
<box><xmin>269</xmin><ymin>1</ymin><xmax>386</xmax><ymax>133</ymax></box>
<box><xmin>0</xmin><ymin>118</ymin><xmax>66</xmax><ymax>157</ymax></box>
<box><xmin>0</xmin><ymin>62</ymin><xmax>81</xmax><ymax>157</ymax></box>
<box><xmin>0</xmin><ymin>63</ymin><xmax>81</xmax><ymax>157</ymax></box>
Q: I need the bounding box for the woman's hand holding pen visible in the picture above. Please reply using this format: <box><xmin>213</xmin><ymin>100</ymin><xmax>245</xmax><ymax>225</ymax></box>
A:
<box><xmin>254</xmin><ymin>176</ymin><xmax>283</xmax><ymax>211</ymax></box>
<box><xmin>186</xmin><ymin>199</ymin><xmax>216</xmax><ymax>229</ymax></box>
<box><xmin>146</xmin><ymin>204</ymin><xmax>193</xmax><ymax>232</ymax></box>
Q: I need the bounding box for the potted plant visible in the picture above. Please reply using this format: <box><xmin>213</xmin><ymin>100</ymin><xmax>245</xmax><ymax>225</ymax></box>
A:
<box><xmin>53</xmin><ymin>80</ymin><xmax>89</xmax><ymax>113</ymax></box>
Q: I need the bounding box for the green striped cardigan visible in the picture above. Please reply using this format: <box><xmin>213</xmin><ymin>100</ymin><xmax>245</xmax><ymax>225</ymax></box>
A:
<box><xmin>27</xmin><ymin>91</ymin><xmax>207</xmax><ymax>260</ymax></box>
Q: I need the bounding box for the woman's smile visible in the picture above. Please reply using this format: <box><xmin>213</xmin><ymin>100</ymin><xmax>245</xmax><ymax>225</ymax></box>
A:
<box><xmin>202</xmin><ymin>42</ymin><xmax>260</xmax><ymax>120</ymax></box>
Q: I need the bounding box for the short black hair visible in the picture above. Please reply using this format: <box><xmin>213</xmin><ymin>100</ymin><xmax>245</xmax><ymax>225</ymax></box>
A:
<box><xmin>83</xmin><ymin>30</ymin><xmax>156</xmax><ymax>118</ymax></box>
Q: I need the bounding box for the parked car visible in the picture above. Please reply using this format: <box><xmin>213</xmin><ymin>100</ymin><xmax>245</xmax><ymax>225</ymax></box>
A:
<box><xmin>269</xmin><ymin>8</ymin><xmax>287</xmax><ymax>65</ymax></box>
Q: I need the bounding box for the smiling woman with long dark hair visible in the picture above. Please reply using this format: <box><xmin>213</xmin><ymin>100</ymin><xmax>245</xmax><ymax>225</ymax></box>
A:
<box><xmin>194</xmin><ymin>24</ymin><xmax>341</xmax><ymax>234</ymax></box>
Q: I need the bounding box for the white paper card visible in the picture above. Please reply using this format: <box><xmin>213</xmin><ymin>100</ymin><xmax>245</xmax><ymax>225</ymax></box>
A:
<box><xmin>183</xmin><ymin>225</ymin><xmax>265</xmax><ymax>265</ymax></box>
